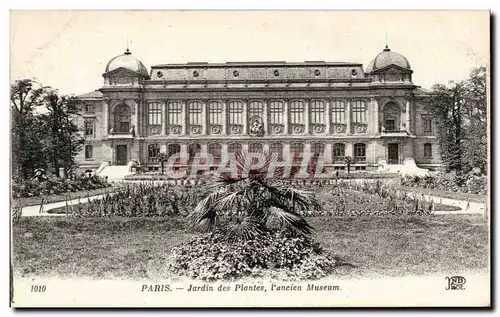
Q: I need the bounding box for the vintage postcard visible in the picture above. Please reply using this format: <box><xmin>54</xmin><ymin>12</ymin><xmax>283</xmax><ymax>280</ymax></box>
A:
<box><xmin>10</xmin><ymin>10</ymin><xmax>490</xmax><ymax>307</ymax></box>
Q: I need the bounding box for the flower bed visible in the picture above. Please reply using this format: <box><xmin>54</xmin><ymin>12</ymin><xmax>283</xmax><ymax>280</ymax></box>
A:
<box><xmin>400</xmin><ymin>173</ymin><xmax>487</xmax><ymax>195</ymax></box>
<box><xmin>12</xmin><ymin>175</ymin><xmax>111</xmax><ymax>199</ymax></box>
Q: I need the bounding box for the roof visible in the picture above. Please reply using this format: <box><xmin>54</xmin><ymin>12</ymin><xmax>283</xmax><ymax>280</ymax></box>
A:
<box><xmin>151</xmin><ymin>61</ymin><xmax>361</xmax><ymax>68</ymax></box>
<box><xmin>366</xmin><ymin>46</ymin><xmax>411</xmax><ymax>73</ymax></box>
<box><xmin>78</xmin><ymin>90</ymin><xmax>103</xmax><ymax>99</ymax></box>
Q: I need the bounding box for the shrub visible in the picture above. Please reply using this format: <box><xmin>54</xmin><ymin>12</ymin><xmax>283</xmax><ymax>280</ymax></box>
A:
<box><xmin>167</xmin><ymin>231</ymin><xmax>337</xmax><ymax>281</ymax></box>
<box><xmin>12</xmin><ymin>175</ymin><xmax>111</xmax><ymax>198</ymax></box>
<box><xmin>399</xmin><ymin>172</ymin><xmax>487</xmax><ymax>195</ymax></box>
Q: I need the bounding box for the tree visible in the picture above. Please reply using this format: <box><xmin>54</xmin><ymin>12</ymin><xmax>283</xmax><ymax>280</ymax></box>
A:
<box><xmin>157</xmin><ymin>152</ymin><xmax>168</xmax><ymax>175</ymax></box>
<box><xmin>189</xmin><ymin>150</ymin><xmax>320</xmax><ymax>241</ymax></box>
<box><xmin>430</xmin><ymin>66</ymin><xmax>487</xmax><ymax>174</ymax></box>
<box><xmin>344</xmin><ymin>156</ymin><xmax>354</xmax><ymax>174</ymax></box>
<box><xmin>10</xmin><ymin>79</ymin><xmax>48</xmax><ymax>179</ymax></box>
<box><xmin>39</xmin><ymin>91</ymin><xmax>84</xmax><ymax>177</ymax></box>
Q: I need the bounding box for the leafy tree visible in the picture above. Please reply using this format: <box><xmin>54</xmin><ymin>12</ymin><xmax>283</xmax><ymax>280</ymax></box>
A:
<box><xmin>39</xmin><ymin>90</ymin><xmax>84</xmax><ymax>177</ymax></box>
<box><xmin>430</xmin><ymin>66</ymin><xmax>487</xmax><ymax>174</ymax></box>
<box><xmin>189</xmin><ymin>150</ymin><xmax>320</xmax><ymax>241</ymax></box>
<box><xmin>10</xmin><ymin>79</ymin><xmax>48</xmax><ymax>179</ymax></box>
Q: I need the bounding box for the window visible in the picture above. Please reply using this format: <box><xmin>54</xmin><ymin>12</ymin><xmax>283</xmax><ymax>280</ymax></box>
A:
<box><xmin>424</xmin><ymin>143</ymin><xmax>433</xmax><ymax>158</ymax></box>
<box><xmin>311</xmin><ymin>142</ymin><xmax>325</xmax><ymax>157</ymax></box>
<box><xmin>114</xmin><ymin>104</ymin><xmax>131</xmax><ymax>133</ymax></box>
<box><xmin>355</xmin><ymin>166</ymin><xmax>366</xmax><ymax>171</ymax></box>
<box><xmin>249</xmin><ymin>142</ymin><xmax>263</xmax><ymax>154</ymax></box>
<box><xmin>84</xmin><ymin>121</ymin><xmax>94</xmax><ymax>136</ymax></box>
<box><xmin>310</xmin><ymin>101</ymin><xmax>325</xmax><ymax>125</ymax></box>
<box><xmin>423</xmin><ymin>117</ymin><xmax>432</xmax><ymax>133</ymax></box>
<box><xmin>85</xmin><ymin>105</ymin><xmax>95</xmax><ymax>113</ymax></box>
<box><xmin>289</xmin><ymin>100</ymin><xmax>305</xmax><ymax>124</ymax></box>
<box><xmin>270</xmin><ymin>142</ymin><xmax>283</xmax><ymax>159</ymax></box>
<box><xmin>208</xmin><ymin>101</ymin><xmax>223</xmax><ymax>125</ymax></box>
<box><xmin>228</xmin><ymin>101</ymin><xmax>244</xmax><ymax>125</ymax></box>
<box><xmin>352</xmin><ymin>100</ymin><xmax>367</xmax><ymax>124</ymax></box>
<box><xmin>331</xmin><ymin>100</ymin><xmax>345</xmax><ymax>124</ymax></box>
<box><xmin>168</xmin><ymin>144</ymin><xmax>181</xmax><ymax>158</ymax></box>
<box><xmin>290</xmin><ymin>142</ymin><xmax>304</xmax><ymax>157</ymax></box>
<box><xmin>148</xmin><ymin>144</ymin><xmax>160</xmax><ymax>163</ymax></box>
<box><xmin>385</xmin><ymin>119</ymin><xmax>396</xmax><ymax>131</ymax></box>
<box><xmin>85</xmin><ymin>145</ymin><xmax>93</xmax><ymax>159</ymax></box>
<box><xmin>354</xmin><ymin>143</ymin><xmax>366</xmax><ymax>161</ymax></box>
<box><xmin>148</xmin><ymin>102</ymin><xmax>162</xmax><ymax>125</ymax></box>
<box><xmin>332</xmin><ymin>143</ymin><xmax>345</xmax><ymax>160</ymax></box>
<box><xmin>228</xmin><ymin>142</ymin><xmax>242</xmax><ymax>154</ymax></box>
<box><xmin>269</xmin><ymin>101</ymin><xmax>284</xmax><ymax>125</ymax></box>
<box><xmin>188</xmin><ymin>143</ymin><xmax>201</xmax><ymax>159</ymax></box>
<box><xmin>248</xmin><ymin>101</ymin><xmax>263</xmax><ymax>119</ymax></box>
<box><xmin>167</xmin><ymin>101</ymin><xmax>183</xmax><ymax>125</ymax></box>
<box><xmin>209</xmin><ymin>143</ymin><xmax>222</xmax><ymax>163</ymax></box>
<box><xmin>188</xmin><ymin>101</ymin><xmax>203</xmax><ymax>125</ymax></box>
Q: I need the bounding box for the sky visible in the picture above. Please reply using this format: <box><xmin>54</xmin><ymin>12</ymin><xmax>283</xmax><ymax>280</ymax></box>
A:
<box><xmin>10</xmin><ymin>10</ymin><xmax>490</xmax><ymax>95</ymax></box>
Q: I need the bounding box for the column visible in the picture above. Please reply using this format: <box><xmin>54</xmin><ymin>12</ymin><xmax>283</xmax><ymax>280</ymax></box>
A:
<box><xmin>283</xmin><ymin>143</ymin><xmax>291</xmax><ymax>162</ymax></box>
<box><xmin>345</xmin><ymin>143</ymin><xmax>353</xmax><ymax>158</ymax></box>
<box><xmin>283</xmin><ymin>99</ymin><xmax>289</xmax><ymax>135</ymax></box>
<box><xmin>103</xmin><ymin>100</ymin><xmax>110</xmax><ymax>134</ymax></box>
<box><xmin>201</xmin><ymin>100</ymin><xmax>207</xmax><ymax>136</ymax></box>
<box><xmin>373</xmin><ymin>97</ymin><xmax>379</xmax><ymax>134</ymax></box>
<box><xmin>262</xmin><ymin>99</ymin><xmax>268</xmax><ymax>136</ymax></box>
<box><xmin>222</xmin><ymin>100</ymin><xmax>228</xmax><ymax>135</ymax></box>
<box><xmin>221</xmin><ymin>143</ymin><xmax>228</xmax><ymax>164</ymax></box>
<box><xmin>346</xmin><ymin>99</ymin><xmax>351</xmax><ymax>135</ymax></box>
<box><xmin>134</xmin><ymin>102</ymin><xmax>139</xmax><ymax>135</ymax></box>
<box><xmin>304</xmin><ymin>100</ymin><xmax>310</xmax><ymax>134</ymax></box>
<box><xmin>405</xmin><ymin>99</ymin><xmax>411</xmax><ymax>133</ymax></box>
<box><xmin>263</xmin><ymin>143</ymin><xmax>270</xmax><ymax>152</ymax></box>
<box><xmin>161</xmin><ymin>101</ymin><xmax>167</xmax><ymax>135</ymax></box>
<box><xmin>181</xmin><ymin>100</ymin><xmax>187</xmax><ymax>135</ymax></box>
<box><xmin>324</xmin><ymin>100</ymin><xmax>330</xmax><ymax>134</ymax></box>
<box><xmin>242</xmin><ymin>143</ymin><xmax>249</xmax><ymax>152</ymax></box>
<box><xmin>180</xmin><ymin>144</ymin><xmax>188</xmax><ymax>165</ymax></box>
<box><xmin>242</xmin><ymin>99</ymin><xmax>248</xmax><ymax>136</ymax></box>
<box><xmin>324</xmin><ymin>143</ymin><xmax>333</xmax><ymax>165</ymax></box>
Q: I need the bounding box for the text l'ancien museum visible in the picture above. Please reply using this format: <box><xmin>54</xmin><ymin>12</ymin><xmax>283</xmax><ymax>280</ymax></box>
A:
<box><xmin>75</xmin><ymin>46</ymin><xmax>441</xmax><ymax>174</ymax></box>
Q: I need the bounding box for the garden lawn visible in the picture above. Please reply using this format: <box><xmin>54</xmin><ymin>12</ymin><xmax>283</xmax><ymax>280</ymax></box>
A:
<box><xmin>399</xmin><ymin>185</ymin><xmax>488</xmax><ymax>204</ymax></box>
<box><xmin>11</xmin><ymin>183</ymin><xmax>126</xmax><ymax>208</ymax></box>
<box><xmin>12</xmin><ymin>214</ymin><xmax>488</xmax><ymax>280</ymax></box>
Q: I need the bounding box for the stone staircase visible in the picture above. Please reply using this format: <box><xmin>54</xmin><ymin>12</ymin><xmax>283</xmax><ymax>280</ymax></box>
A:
<box><xmin>378</xmin><ymin>158</ymin><xmax>429</xmax><ymax>176</ymax></box>
<box><xmin>96</xmin><ymin>162</ymin><xmax>135</xmax><ymax>181</ymax></box>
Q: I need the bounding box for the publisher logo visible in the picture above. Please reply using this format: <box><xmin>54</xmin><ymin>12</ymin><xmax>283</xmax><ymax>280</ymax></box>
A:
<box><xmin>445</xmin><ymin>276</ymin><xmax>466</xmax><ymax>290</ymax></box>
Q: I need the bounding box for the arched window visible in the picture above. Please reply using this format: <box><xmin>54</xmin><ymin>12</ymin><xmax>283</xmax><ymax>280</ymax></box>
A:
<box><xmin>188</xmin><ymin>143</ymin><xmax>201</xmax><ymax>159</ymax></box>
<box><xmin>270</xmin><ymin>142</ymin><xmax>283</xmax><ymax>160</ymax></box>
<box><xmin>114</xmin><ymin>104</ymin><xmax>131</xmax><ymax>133</ymax></box>
<box><xmin>289</xmin><ymin>100</ymin><xmax>305</xmax><ymax>124</ymax></box>
<box><xmin>168</xmin><ymin>144</ymin><xmax>181</xmax><ymax>158</ymax></box>
<box><xmin>208</xmin><ymin>101</ymin><xmax>223</xmax><ymax>125</ymax></box>
<box><xmin>311</xmin><ymin>142</ymin><xmax>325</xmax><ymax>158</ymax></box>
<box><xmin>148</xmin><ymin>102</ymin><xmax>161</xmax><ymax>125</ymax></box>
<box><xmin>331</xmin><ymin>100</ymin><xmax>345</xmax><ymax>124</ymax></box>
<box><xmin>85</xmin><ymin>145</ymin><xmax>93</xmax><ymax>159</ymax></box>
<box><xmin>354</xmin><ymin>143</ymin><xmax>366</xmax><ymax>162</ymax></box>
<box><xmin>332</xmin><ymin>143</ymin><xmax>345</xmax><ymax>161</ymax></box>
<box><xmin>249</xmin><ymin>142</ymin><xmax>263</xmax><ymax>154</ymax></box>
<box><xmin>167</xmin><ymin>101</ymin><xmax>183</xmax><ymax>125</ymax></box>
<box><xmin>424</xmin><ymin>143</ymin><xmax>433</xmax><ymax>158</ymax></box>
<box><xmin>352</xmin><ymin>100</ymin><xmax>367</xmax><ymax>124</ymax></box>
<box><xmin>188</xmin><ymin>101</ymin><xmax>203</xmax><ymax>125</ymax></box>
<box><xmin>228</xmin><ymin>101</ymin><xmax>244</xmax><ymax>125</ymax></box>
<box><xmin>248</xmin><ymin>101</ymin><xmax>263</xmax><ymax>118</ymax></box>
<box><xmin>228</xmin><ymin>142</ymin><xmax>242</xmax><ymax>154</ymax></box>
<box><xmin>269</xmin><ymin>101</ymin><xmax>284</xmax><ymax>125</ymax></box>
<box><xmin>208</xmin><ymin>143</ymin><xmax>222</xmax><ymax>164</ymax></box>
<box><xmin>310</xmin><ymin>100</ymin><xmax>325</xmax><ymax>125</ymax></box>
<box><xmin>148</xmin><ymin>144</ymin><xmax>160</xmax><ymax>163</ymax></box>
<box><xmin>290</xmin><ymin>142</ymin><xmax>304</xmax><ymax>158</ymax></box>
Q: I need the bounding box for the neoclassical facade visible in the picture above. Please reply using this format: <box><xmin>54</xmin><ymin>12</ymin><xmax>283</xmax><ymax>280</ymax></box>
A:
<box><xmin>75</xmin><ymin>46</ymin><xmax>441</xmax><ymax>174</ymax></box>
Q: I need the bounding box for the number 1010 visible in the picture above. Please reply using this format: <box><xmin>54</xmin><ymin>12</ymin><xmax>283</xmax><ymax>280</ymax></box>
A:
<box><xmin>30</xmin><ymin>285</ymin><xmax>46</xmax><ymax>292</ymax></box>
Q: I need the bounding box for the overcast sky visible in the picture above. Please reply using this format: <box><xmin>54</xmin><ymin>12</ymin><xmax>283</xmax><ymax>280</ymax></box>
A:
<box><xmin>10</xmin><ymin>10</ymin><xmax>489</xmax><ymax>95</ymax></box>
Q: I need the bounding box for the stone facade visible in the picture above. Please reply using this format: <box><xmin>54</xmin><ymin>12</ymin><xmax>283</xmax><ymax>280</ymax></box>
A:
<box><xmin>74</xmin><ymin>46</ymin><xmax>442</xmax><ymax>173</ymax></box>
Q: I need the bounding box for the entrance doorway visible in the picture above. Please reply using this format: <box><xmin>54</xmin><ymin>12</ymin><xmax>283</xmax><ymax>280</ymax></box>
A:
<box><xmin>388</xmin><ymin>143</ymin><xmax>399</xmax><ymax>164</ymax></box>
<box><xmin>116</xmin><ymin>145</ymin><xmax>128</xmax><ymax>165</ymax></box>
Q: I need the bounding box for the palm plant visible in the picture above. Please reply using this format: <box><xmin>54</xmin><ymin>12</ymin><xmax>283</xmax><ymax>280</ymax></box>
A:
<box><xmin>189</xmin><ymin>150</ymin><xmax>321</xmax><ymax>241</ymax></box>
<box><xmin>157</xmin><ymin>152</ymin><xmax>168</xmax><ymax>175</ymax></box>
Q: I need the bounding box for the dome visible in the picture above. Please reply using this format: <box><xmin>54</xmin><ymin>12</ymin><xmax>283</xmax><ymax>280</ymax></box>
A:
<box><xmin>105</xmin><ymin>49</ymin><xmax>149</xmax><ymax>77</ymax></box>
<box><xmin>366</xmin><ymin>46</ymin><xmax>411</xmax><ymax>73</ymax></box>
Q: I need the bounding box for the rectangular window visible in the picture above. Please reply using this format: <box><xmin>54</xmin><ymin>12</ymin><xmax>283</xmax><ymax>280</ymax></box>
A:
<box><xmin>148</xmin><ymin>102</ymin><xmax>162</xmax><ymax>125</ymax></box>
<box><xmin>188</xmin><ymin>101</ymin><xmax>203</xmax><ymax>125</ymax></box>
<box><xmin>354</xmin><ymin>143</ymin><xmax>366</xmax><ymax>161</ymax></box>
<box><xmin>168</xmin><ymin>144</ymin><xmax>181</xmax><ymax>158</ymax></box>
<box><xmin>249</xmin><ymin>142</ymin><xmax>263</xmax><ymax>153</ymax></box>
<box><xmin>311</xmin><ymin>142</ymin><xmax>325</xmax><ymax>156</ymax></box>
<box><xmin>290</xmin><ymin>142</ymin><xmax>304</xmax><ymax>155</ymax></box>
<box><xmin>228</xmin><ymin>142</ymin><xmax>242</xmax><ymax>153</ymax></box>
<box><xmin>208</xmin><ymin>101</ymin><xmax>223</xmax><ymax>125</ymax></box>
<box><xmin>423</xmin><ymin>117</ymin><xmax>432</xmax><ymax>133</ymax></box>
<box><xmin>424</xmin><ymin>143</ymin><xmax>433</xmax><ymax>158</ymax></box>
<box><xmin>85</xmin><ymin>145</ymin><xmax>93</xmax><ymax>159</ymax></box>
<box><xmin>289</xmin><ymin>101</ymin><xmax>305</xmax><ymax>124</ymax></box>
<box><xmin>248</xmin><ymin>101</ymin><xmax>263</xmax><ymax>118</ymax></box>
<box><xmin>85</xmin><ymin>105</ymin><xmax>94</xmax><ymax>113</ymax></box>
<box><xmin>270</xmin><ymin>142</ymin><xmax>283</xmax><ymax>159</ymax></box>
<box><xmin>332</xmin><ymin>143</ymin><xmax>345</xmax><ymax>160</ymax></box>
<box><xmin>352</xmin><ymin>100</ymin><xmax>367</xmax><ymax>124</ymax></box>
<box><xmin>228</xmin><ymin>101</ymin><xmax>243</xmax><ymax>125</ymax></box>
<box><xmin>331</xmin><ymin>100</ymin><xmax>345</xmax><ymax>124</ymax></box>
<box><xmin>269</xmin><ymin>101</ymin><xmax>284</xmax><ymax>125</ymax></box>
<box><xmin>84</xmin><ymin>121</ymin><xmax>94</xmax><ymax>136</ymax></box>
<box><xmin>310</xmin><ymin>101</ymin><xmax>325</xmax><ymax>124</ymax></box>
<box><xmin>148</xmin><ymin>144</ymin><xmax>160</xmax><ymax>163</ymax></box>
<box><xmin>385</xmin><ymin>119</ymin><xmax>396</xmax><ymax>131</ymax></box>
<box><xmin>167</xmin><ymin>101</ymin><xmax>183</xmax><ymax>125</ymax></box>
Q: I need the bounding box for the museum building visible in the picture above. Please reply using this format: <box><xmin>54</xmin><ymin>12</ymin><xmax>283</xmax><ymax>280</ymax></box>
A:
<box><xmin>74</xmin><ymin>46</ymin><xmax>441</xmax><ymax>176</ymax></box>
